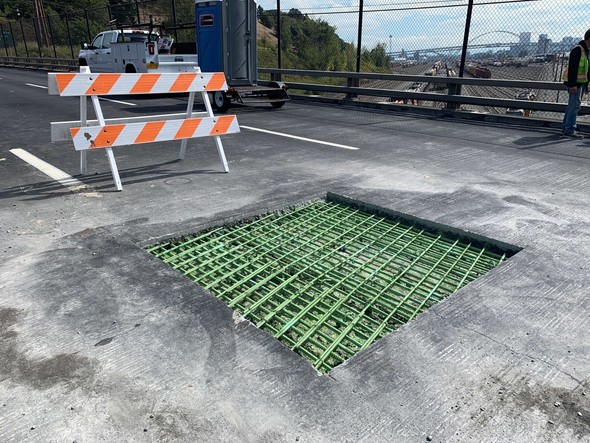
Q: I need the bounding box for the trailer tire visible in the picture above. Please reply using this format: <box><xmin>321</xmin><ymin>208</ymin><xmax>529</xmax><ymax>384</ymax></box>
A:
<box><xmin>79</xmin><ymin>58</ymin><xmax>88</xmax><ymax>66</ymax></box>
<box><xmin>268</xmin><ymin>81</ymin><xmax>288</xmax><ymax>109</ymax></box>
<box><xmin>125</xmin><ymin>64</ymin><xmax>137</xmax><ymax>73</ymax></box>
<box><xmin>212</xmin><ymin>91</ymin><xmax>231</xmax><ymax>112</ymax></box>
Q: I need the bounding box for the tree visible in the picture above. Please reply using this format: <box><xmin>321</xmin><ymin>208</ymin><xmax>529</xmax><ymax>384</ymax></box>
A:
<box><xmin>109</xmin><ymin>0</ymin><xmax>137</xmax><ymax>25</ymax></box>
<box><xmin>258</xmin><ymin>7</ymin><xmax>274</xmax><ymax>29</ymax></box>
<box><xmin>363</xmin><ymin>42</ymin><xmax>388</xmax><ymax>68</ymax></box>
<box><xmin>287</xmin><ymin>8</ymin><xmax>304</xmax><ymax>20</ymax></box>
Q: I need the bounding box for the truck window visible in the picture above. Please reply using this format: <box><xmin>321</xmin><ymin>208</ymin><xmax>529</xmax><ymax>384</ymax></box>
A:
<box><xmin>91</xmin><ymin>33</ymin><xmax>104</xmax><ymax>48</ymax></box>
<box><xmin>101</xmin><ymin>31</ymin><xmax>116</xmax><ymax>49</ymax></box>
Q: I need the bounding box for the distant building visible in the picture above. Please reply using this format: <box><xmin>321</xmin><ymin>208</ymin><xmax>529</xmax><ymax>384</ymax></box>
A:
<box><xmin>562</xmin><ymin>36</ymin><xmax>577</xmax><ymax>46</ymax></box>
<box><xmin>519</xmin><ymin>32</ymin><xmax>531</xmax><ymax>46</ymax></box>
<box><xmin>537</xmin><ymin>34</ymin><xmax>550</xmax><ymax>54</ymax></box>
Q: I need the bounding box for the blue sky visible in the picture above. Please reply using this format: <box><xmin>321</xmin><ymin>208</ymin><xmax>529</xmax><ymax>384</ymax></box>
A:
<box><xmin>256</xmin><ymin>0</ymin><xmax>588</xmax><ymax>51</ymax></box>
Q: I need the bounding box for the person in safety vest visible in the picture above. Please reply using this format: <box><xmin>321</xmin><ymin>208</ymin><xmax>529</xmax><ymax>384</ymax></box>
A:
<box><xmin>562</xmin><ymin>29</ymin><xmax>590</xmax><ymax>139</ymax></box>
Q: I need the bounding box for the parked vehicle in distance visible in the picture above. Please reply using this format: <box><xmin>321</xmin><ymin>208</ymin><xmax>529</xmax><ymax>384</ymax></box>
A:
<box><xmin>79</xmin><ymin>29</ymin><xmax>198</xmax><ymax>73</ymax></box>
<box><xmin>465</xmin><ymin>63</ymin><xmax>492</xmax><ymax>79</ymax></box>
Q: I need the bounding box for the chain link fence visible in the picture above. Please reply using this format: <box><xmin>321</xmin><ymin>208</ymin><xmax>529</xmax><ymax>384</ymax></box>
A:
<box><xmin>256</xmin><ymin>0</ymin><xmax>587</xmax><ymax>119</ymax></box>
<box><xmin>0</xmin><ymin>0</ymin><xmax>587</xmax><ymax>120</ymax></box>
<box><xmin>0</xmin><ymin>0</ymin><xmax>195</xmax><ymax>59</ymax></box>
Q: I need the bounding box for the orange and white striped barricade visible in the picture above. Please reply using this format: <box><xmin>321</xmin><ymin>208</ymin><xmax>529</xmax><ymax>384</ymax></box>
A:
<box><xmin>48</xmin><ymin>67</ymin><xmax>239</xmax><ymax>191</ymax></box>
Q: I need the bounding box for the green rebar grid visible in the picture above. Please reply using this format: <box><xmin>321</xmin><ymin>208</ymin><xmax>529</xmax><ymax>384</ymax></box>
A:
<box><xmin>147</xmin><ymin>201</ymin><xmax>510</xmax><ymax>373</ymax></box>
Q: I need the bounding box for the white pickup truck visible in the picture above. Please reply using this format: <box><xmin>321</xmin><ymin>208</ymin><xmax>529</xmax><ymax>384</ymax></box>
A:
<box><xmin>79</xmin><ymin>29</ymin><xmax>198</xmax><ymax>73</ymax></box>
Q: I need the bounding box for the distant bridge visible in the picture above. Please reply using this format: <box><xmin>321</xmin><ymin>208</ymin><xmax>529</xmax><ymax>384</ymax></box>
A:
<box><xmin>387</xmin><ymin>41</ymin><xmax>534</xmax><ymax>59</ymax></box>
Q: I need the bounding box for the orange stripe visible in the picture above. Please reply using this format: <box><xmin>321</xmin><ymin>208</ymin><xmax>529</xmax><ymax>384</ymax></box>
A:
<box><xmin>85</xmin><ymin>74</ymin><xmax>121</xmax><ymax>95</ymax></box>
<box><xmin>210</xmin><ymin>116</ymin><xmax>235</xmax><ymax>135</ymax></box>
<box><xmin>92</xmin><ymin>124</ymin><xmax>126</xmax><ymax>148</ymax></box>
<box><xmin>70</xmin><ymin>127</ymin><xmax>81</xmax><ymax>138</ymax></box>
<box><xmin>204</xmin><ymin>72</ymin><xmax>226</xmax><ymax>91</ymax></box>
<box><xmin>55</xmin><ymin>73</ymin><xmax>76</xmax><ymax>93</ymax></box>
<box><xmin>174</xmin><ymin>118</ymin><xmax>202</xmax><ymax>139</ymax></box>
<box><xmin>169</xmin><ymin>73</ymin><xmax>197</xmax><ymax>93</ymax></box>
<box><xmin>134</xmin><ymin>121</ymin><xmax>166</xmax><ymax>144</ymax></box>
<box><xmin>130</xmin><ymin>74</ymin><xmax>161</xmax><ymax>94</ymax></box>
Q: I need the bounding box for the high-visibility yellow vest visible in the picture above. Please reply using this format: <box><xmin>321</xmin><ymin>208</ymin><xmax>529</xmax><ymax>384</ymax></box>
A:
<box><xmin>562</xmin><ymin>45</ymin><xmax>589</xmax><ymax>83</ymax></box>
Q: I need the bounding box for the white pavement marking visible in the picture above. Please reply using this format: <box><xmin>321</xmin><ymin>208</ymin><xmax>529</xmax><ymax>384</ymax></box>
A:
<box><xmin>25</xmin><ymin>83</ymin><xmax>136</xmax><ymax>106</ymax></box>
<box><xmin>241</xmin><ymin>125</ymin><xmax>359</xmax><ymax>151</ymax></box>
<box><xmin>99</xmin><ymin>97</ymin><xmax>137</xmax><ymax>106</ymax></box>
<box><xmin>25</xmin><ymin>83</ymin><xmax>48</xmax><ymax>89</ymax></box>
<box><xmin>10</xmin><ymin>148</ymin><xmax>88</xmax><ymax>191</ymax></box>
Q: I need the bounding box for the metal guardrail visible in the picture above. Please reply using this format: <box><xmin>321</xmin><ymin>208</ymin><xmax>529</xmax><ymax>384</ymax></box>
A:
<box><xmin>0</xmin><ymin>56</ymin><xmax>77</xmax><ymax>71</ymax></box>
<box><xmin>259</xmin><ymin>68</ymin><xmax>589</xmax><ymax>116</ymax></box>
<box><xmin>0</xmin><ymin>60</ymin><xmax>584</xmax><ymax>117</ymax></box>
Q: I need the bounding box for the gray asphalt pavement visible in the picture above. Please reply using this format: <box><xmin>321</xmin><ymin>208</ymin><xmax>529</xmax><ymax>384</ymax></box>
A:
<box><xmin>1</xmin><ymin>67</ymin><xmax>589</xmax><ymax>442</ymax></box>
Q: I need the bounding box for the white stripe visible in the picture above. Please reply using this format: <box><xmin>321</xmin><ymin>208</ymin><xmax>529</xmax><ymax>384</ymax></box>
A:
<box><xmin>99</xmin><ymin>97</ymin><xmax>136</xmax><ymax>106</ymax></box>
<box><xmin>10</xmin><ymin>148</ymin><xmax>87</xmax><ymax>190</ymax></box>
<box><xmin>157</xmin><ymin>120</ymin><xmax>183</xmax><ymax>142</ymax></box>
<box><xmin>240</xmin><ymin>125</ymin><xmax>359</xmax><ymax>151</ymax></box>
<box><xmin>26</xmin><ymin>83</ymin><xmax>48</xmax><ymax>89</ymax></box>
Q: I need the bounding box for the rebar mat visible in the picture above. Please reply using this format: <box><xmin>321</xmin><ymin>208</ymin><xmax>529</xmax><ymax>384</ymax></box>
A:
<box><xmin>147</xmin><ymin>201</ymin><xmax>509</xmax><ymax>373</ymax></box>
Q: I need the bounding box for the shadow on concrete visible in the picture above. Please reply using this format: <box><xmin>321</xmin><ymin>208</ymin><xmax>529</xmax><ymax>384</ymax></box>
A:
<box><xmin>511</xmin><ymin>133</ymin><xmax>590</xmax><ymax>157</ymax></box>
<box><xmin>0</xmin><ymin>160</ymin><xmax>219</xmax><ymax>201</ymax></box>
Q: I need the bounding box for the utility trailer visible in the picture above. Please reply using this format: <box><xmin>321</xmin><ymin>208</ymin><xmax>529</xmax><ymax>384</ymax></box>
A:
<box><xmin>196</xmin><ymin>0</ymin><xmax>289</xmax><ymax>112</ymax></box>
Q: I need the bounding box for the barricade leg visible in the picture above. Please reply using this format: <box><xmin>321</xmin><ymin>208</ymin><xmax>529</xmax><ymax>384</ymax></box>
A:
<box><xmin>214</xmin><ymin>136</ymin><xmax>229</xmax><ymax>172</ymax></box>
<box><xmin>90</xmin><ymin>94</ymin><xmax>123</xmax><ymax>191</ymax></box>
<box><xmin>79</xmin><ymin>90</ymin><xmax>88</xmax><ymax>174</ymax></box>
<box><xmin>179</xmin><ymin>91</ymin><xmax>196</xmax><ymax>160</ymax></box>
<box><xmin>105</xmin><ymin>148</ymin><xmax>123</xmax><ymax>191</ymax></box>
<box><xmin>79</xmin><ymin>66</ymin><xmax>90</xmax><ymax>175</ymax></box>
<box><xmin>201</xmin><ymin>91</ymin><xmax>229</xmax><ymax>172</ymax></box>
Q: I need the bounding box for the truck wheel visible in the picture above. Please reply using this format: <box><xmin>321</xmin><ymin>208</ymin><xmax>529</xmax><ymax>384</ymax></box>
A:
<box><xmin>271</xmin><ymin>101</ymin><xmax>286</xmax><ymax>109</ymax></box>
<box><xmin>125</xmin><ymin>65</ymin><xmax>137</xmax><ymax>73</ymax></box>
<box><xmin>212</xmin><ymin>91</ymin><xmax>231</xmax><ymax>113</ymax></box>
<box><xmin>79</xmin><ymin>59</ymin><xmax>87</xmax><ymax>66</ymax></box>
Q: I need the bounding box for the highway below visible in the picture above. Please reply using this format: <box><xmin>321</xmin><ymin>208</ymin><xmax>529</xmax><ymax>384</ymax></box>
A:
<box><xmin>1</xmin><ymin>67</ymin><xmax>590</xmax><ymax>442</ymax></box>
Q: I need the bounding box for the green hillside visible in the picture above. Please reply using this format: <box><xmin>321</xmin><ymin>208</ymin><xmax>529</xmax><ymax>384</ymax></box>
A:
<box><xmin>257</xmin><ymin>7</ymin><xmax>390</xmax><ymax>72</ymax></box>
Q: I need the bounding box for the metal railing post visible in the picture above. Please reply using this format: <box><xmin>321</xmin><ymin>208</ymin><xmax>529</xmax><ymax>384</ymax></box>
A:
<box><xmin>33</xmin><ymin>15</ymin><xmax>43</xmax><ymax>57</ymax></box>
<box><xmin>447</xmin><ymin>0</ymin><xmax>473</xmax><ymax>109</ymax></box>
<box><xmin>65</xmin><ymin>12</ymin><xmax>74</xmax><ymax>59</ymax></box>
<box><xmin>355</xmin><ymin>0</ymin><xmax>363</xmax><ymax>74</ymax></box>
<box><xmin>346</xmin><ymin>76</ymin><xmax>357</xmax><ymax>100</ymax></box>
<box><xmin>351</xmin><ymin>0</ymin><xmax>363</xmax><ymax>98</ymax></box>
<box><xmin>276</xmin><ymin>0</ymin><xmax>282</xmax><ymax>73</ymax></box>
<box><xmin>0</xmin><ymin>23</ymin><xmax>9</xmax><ymax>57</ymax></box>
<box><xmin>171</xmin><ymin>0</ymin><xmax>178</xmax><ymax>41</ymax></box>
<box><xmin>135</xmin><ymin>0</ymin><xmax>141</xmax><ymax>24</ymax></box>
<box><xmin>19</xmin><ymin>18</ymin><xmax>29</xmax><ymax>57</ymax></box>
<box><xmin>8</xmin><ymin>21</ymin><xmax>17</xmax><ymax>56</ymax></box>
<box><xmin>46</xmin><ymin>14</ymin><xmax>57</xmax><ymax>58</ymax></box>
<box><xmin>84</xmin><ymin>9</ymin><xmax>91</xmax><ymax>43</ymax></box>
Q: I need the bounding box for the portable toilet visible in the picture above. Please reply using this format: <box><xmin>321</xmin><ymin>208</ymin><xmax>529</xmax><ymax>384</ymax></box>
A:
<box><xmin>195</xmin><ymin>0</ymin><xmax>258</xmax><ymax>86</ymax></box>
